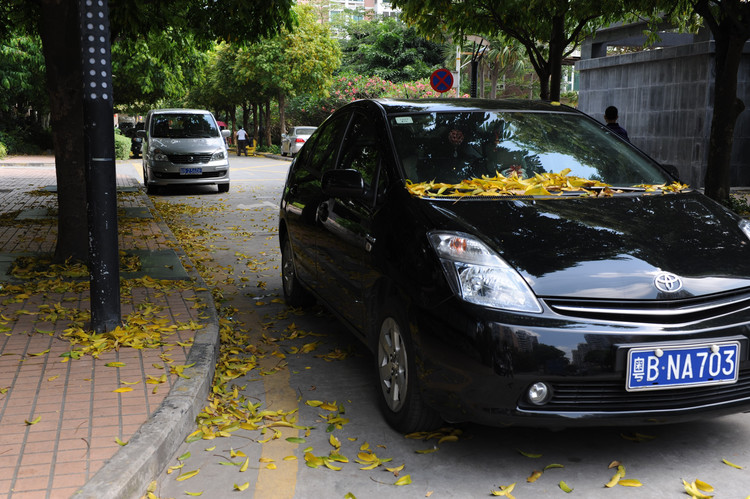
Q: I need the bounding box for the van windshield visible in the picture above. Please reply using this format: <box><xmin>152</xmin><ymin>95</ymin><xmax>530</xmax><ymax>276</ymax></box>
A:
<box><xmin>151</xmin><ymin>113</ymin><xmax>219</xmax><ymax>139</ymax></box>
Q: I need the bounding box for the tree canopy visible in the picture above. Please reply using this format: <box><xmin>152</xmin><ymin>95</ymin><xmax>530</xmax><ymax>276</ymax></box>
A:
<box><xmin>390</xmin><ymin>0</ymin><xmax>625</xmax><ymax>101</ymax></box>
<box><xmin>339</xmin><ymin>17</ymin><xmax>447</xmax><ymax>83</ymax></box>
<box><xmin>0</xmin><ymin>0</ymin><xmax>298</xmax><ymax>262</ymax></box>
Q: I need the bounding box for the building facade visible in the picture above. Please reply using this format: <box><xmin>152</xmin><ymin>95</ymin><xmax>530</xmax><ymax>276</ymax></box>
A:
<box><xmin>576</xmin><ymin>23</ymin><xmax>750</xmax><ymax>187</ymax></box>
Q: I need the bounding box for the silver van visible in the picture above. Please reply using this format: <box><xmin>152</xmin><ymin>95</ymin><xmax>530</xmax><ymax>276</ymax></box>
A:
<box><xmin>138</xmin><ymin>109</ymin><xmax>231</xmax><ymax>193</ymax></box>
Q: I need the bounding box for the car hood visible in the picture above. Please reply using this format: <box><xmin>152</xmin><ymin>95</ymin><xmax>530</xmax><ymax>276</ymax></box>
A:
<box><xmin>149</xmin><ymin>137</ymin><xmax>225</xmax><ymax>153</ymax></box>
<box><xmin>420</xmin><ymin>192</ymin><xmax>750</xmax><ymax>300</ymax></box>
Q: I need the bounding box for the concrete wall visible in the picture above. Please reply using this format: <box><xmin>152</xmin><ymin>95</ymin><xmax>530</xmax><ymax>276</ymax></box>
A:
<box><xmin>577</xmin><ymin>37</ymin><xmax>750</xmax><ymax>188</ymax></box>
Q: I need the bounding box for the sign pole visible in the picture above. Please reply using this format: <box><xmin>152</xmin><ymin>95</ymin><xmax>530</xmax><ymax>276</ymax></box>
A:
<box><xmin>79</xmin><ymin>0</ymin><xmax>121</xmax><ymax>333</ymax></box>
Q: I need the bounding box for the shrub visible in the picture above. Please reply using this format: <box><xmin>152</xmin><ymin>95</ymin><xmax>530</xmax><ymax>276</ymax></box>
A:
<box><xmin>257</xmin><ymin>144</ymin><xmax>280</xmax><ymax>155</ymax></box>
<box><xmin>113</xmin><ymin>131</ymin><xmax>131</xmax><ymax>160</ymax></box>
<box><xmin>0</xmin><ymin>141</ymin><xmax>7</xmax><ymax>159</ymax></box>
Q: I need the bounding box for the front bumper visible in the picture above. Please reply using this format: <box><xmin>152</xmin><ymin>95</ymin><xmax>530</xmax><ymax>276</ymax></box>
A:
<box><xmin>412</xmin><ymin>300</ymin><xmax>750</xmax><ymax>427</ymax></box>
<box><xmin>145</xmin><ymin>159</ymin><xmax>229</xmax><ymax>187</ymax></box>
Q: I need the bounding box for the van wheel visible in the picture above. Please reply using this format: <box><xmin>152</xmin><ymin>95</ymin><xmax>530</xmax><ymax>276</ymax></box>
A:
<box><xmin>218</xmin><ymin>183</ymin><xmax>229</xmax><ymax>193</ymax></box>
<box><xmin>376</xmin><ymin>306</ymin><xmax>442</xmax><ymax>433</ymax></box>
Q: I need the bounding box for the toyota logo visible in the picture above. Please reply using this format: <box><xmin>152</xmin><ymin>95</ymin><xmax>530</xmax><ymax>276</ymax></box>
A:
<box><xmin>654</xmin><ymin>272</ymin><xmax>683</xmax><ymax>293</ymax></box>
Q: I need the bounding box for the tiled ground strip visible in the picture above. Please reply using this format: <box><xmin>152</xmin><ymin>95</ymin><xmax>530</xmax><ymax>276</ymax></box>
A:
<box><xmin>0</xmin><ymin>166</ymin><xmax>205</xmax><ymax>497</ymax></box>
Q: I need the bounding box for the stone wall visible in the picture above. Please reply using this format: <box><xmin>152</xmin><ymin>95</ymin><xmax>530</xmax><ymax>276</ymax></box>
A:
<box><xmin>577</xmin><ymin>34</ymin><xmax>750</xmax><ymax>188</ymax></box>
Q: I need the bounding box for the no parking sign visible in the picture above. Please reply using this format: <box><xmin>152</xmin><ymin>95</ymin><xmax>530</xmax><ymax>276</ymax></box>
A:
<box><xmin>430</xmin><ymin>68</ymin><xmax>454</xmax><ymax>93</ymax></box>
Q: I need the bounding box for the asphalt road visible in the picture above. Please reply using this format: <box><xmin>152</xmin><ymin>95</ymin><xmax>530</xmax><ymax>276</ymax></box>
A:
<box><xmin>146</xmin><ymin>155</ymin><xmax>750</xmax><ymax>498</ymax></box>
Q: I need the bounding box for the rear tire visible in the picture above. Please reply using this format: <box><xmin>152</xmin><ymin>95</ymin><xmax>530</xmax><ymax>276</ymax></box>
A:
<box><xmin>376</xmin><ymin>306</ymin><xmax>442</xmax><ymax>433</ymax></box>
<box><xmin>281</xmin><ymin>234</ymin><xmax>314</xmax><ymax>307</ymax></box>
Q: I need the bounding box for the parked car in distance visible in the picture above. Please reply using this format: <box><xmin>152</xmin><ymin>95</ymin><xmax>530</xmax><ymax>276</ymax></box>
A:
<box><xmin>281</xmin><ymin>126</ymin><xmax>317</xmax><ymax>157</ymax></box>
<box><xmin>138</xmin><ymin>109</ymin><xmax>231</xmax><ymax>194</ymax></box>
<box><xmin>279</xmin><ymin>98</ymin><xmax>750</xmax><ymax>433</ymax></box>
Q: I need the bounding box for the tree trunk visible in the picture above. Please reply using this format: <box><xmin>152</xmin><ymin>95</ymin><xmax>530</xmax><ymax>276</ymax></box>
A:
<box><xmin>490</xmin><ymin>63</ymin><xmax>500</xmax><ymax>99</ymax></box>
<box><xmin>703</xmin><ymin>32</ymin><xmax>746</xmax><ymax>203</ymax></box>
<box><xmin>279</xmin><ymin>91</ymin><xmax>286</xmax><ymax>136</ymax></box>
<box><xmin>478</xmin><ymin>59</ymin><xmax>485</xmax><ymax>98</ymax></box>
<box><xmin>264</xmin><ymin>100</ymin><xmax>271</xmax><ymax>147</ymax></box>
<box><xmin>39</xmin><ymin>0</ymin><xmax>88</xmax><ymax>263</ymax></box>
<box><xmin>548</xmin><ymin>14</ymin><xmax>566</xmax><ymax>102</ymax></box>
<box><xmin>253</xmin><ymin>102</ymin><xmax>259</xmax><ymax>146</ymax></box>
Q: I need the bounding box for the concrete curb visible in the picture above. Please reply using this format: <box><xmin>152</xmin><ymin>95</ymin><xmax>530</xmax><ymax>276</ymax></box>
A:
<box><xmin>73</xmin><ymin>189</ymin><xmax>220</xmax><ymax>499</ymax></box>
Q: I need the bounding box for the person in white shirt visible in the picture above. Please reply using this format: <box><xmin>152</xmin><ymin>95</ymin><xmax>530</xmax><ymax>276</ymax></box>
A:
<box><xmin>235</xmin><ymin>127</ymin><xmax>249</xmax><ymax>156</ymax></box>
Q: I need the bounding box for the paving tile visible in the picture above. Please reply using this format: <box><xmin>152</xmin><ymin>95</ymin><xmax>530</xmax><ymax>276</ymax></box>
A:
<box><xmin>0</xmin><ymin>164</ymin><xmax>208</xmax><ymax>497</ymax></box>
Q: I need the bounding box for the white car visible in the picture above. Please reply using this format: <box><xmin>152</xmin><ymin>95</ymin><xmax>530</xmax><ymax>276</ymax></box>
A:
<box><xmin>139</xmin><ymin>108</ymin><xmax>231</xmax><ymax>194</ymax></box>
<box><xmin>281</xmin><ymin>126</ymin><xmax>317</xmax><ymax>157</ymax></box>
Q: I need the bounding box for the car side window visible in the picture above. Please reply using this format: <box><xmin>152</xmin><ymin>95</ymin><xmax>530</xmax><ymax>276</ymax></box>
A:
<box><xmin>338</xmin><ymin>112</ymin><xmax>385</xmax><ymax>204</ymax></box>
<box><xmin>305</xmin><ymin>113</ymin><xmax>350</xmax><ymax>174</ymax></box>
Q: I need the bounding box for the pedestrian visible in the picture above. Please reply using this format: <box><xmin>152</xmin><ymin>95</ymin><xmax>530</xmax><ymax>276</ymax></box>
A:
<box><xmin>236</xmin><ymin>126</ymin><xmax>249</xmax><ymax>156</ymax></box>
<box><xmin>604</xmin><ymin>106</ymin><xmax>629</xmax><ymax>141</ymax></box>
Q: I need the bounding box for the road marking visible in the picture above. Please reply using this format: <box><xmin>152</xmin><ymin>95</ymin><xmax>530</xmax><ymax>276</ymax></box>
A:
<box><xmin>254</xmin><ymin>343</ymin><xmax>299</xmax><ymax>498</ymax></box>
<box><xmin>237</xmin><ymin>202</ymin><xmax>277</xmax><ymax>210</ymax></box>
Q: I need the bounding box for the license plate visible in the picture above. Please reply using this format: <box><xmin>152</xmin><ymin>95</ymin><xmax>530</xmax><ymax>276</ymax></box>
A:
<box><xmin>626</xmin><ymin>342</ymin><xmax>739</xmax><ymax>392</ymax></box>
<box><xmin>180</xmin><ymin>167</ymin><xmax>202</xmax><ymax>175</ymax></box>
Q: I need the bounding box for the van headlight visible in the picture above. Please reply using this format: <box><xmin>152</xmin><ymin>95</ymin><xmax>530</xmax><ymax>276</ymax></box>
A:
<box><xmin>428</xmin><ymin>231</ymin><xmax>542</xmax><ymax>313</ymax></box>
<box><xmin>153</xmin><ymin>149</ymin><xmax>168</xmax><ymax>161</ymax></box>
<box><xmin>211</xmin><ymin>149</ymin><xmax>226</xmax><ymax>161</ymax></box>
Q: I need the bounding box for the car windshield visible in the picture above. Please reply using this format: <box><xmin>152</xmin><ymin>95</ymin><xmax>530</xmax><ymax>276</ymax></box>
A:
<box><xmin>389</xmin><ymin>110</ymin><xmax>673</xmax><ymax>190</ymax></box>
<box><xmin>295</xmin><ymin>127</ymin><xmax>317</xmax><ymax>135</ymax></box>
<box><xmin>151</xmin><ymin>113</ymin><xmax>219</xmax><ymax>139</ymax></box>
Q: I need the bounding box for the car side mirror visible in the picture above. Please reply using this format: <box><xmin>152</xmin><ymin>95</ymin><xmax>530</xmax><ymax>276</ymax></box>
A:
<box><xmin>322</xmin><ymin>169</ymin><xmax>365</xmax><ymax>198</ymax></box>
<box><xmin>662</xmin><ymin>164</ymin><xmax>680</xmax><ymax>182</ymax></box>
<box><xmin>221</xmin><ymin>129</ymin><xmax>231</xmax><ymax>138</ymax></box>
<box><xmin>136</xmin><ymin>130</ymin><xmax>146</xmax><ymax>139</ymax></box>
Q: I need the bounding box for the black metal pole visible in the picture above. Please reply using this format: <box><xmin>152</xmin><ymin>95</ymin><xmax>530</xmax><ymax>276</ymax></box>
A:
<box><xmin>79</xmin><ymin>0</ymin><xmax>121</xmax><ymax>332</ymax></box>
<box><xmin>470</xmin><ymin>42</ymin><xmax>485</xmax><ymax>99</ymax></box>
<box><xmin>470</xmin><ymin>59</ymin><xmax>478</xmax><ymax>98</ymax></box>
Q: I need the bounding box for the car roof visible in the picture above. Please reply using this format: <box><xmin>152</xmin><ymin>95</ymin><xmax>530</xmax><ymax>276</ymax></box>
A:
<box><xmin>149</xmin><ymin>109</ymin><xmax>213</xmax><ymax>114</ymax></box>
<box><xmin>368</xmin><ymin>98</ymin><xmax>580</xmax><ymax>115</ymax></box>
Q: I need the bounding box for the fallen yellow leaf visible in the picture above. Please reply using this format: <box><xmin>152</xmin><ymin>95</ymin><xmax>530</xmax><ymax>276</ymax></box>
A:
<box><xmin>176</xmin><ymin>469</ymin><xmax>200</xmax><ymax>481</ymax></box>
<box><xmin>722</xmin><ymin>458</ymin><xmax>744</xmax><ymax>469</ymax></box>
<box><xmin>618</xmin><ymin>479</ymin><xmax>642</xmax><ymax>487</ymax></box>
<box><xmin>394</xmin><ymin>474</ymin><xmax>412</xmax><ymax>486</ymax></box>
<box><xmin>527</xmin><ymin>470</ymin><xmax>543</xmax><ymax>483</ymax></box>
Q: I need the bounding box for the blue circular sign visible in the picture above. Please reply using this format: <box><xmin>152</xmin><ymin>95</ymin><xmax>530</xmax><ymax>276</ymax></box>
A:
<box><xmin>430</xmin><ymin>69</ymin><xmax>454</xmax><ymax>93</ymax></box>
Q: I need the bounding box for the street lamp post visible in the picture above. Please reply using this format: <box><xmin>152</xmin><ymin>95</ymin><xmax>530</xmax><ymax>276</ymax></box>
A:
<box><xmin>78</xmin><ymin>0</ymin><xmax>121</xmax><ymax>333</ymax></box>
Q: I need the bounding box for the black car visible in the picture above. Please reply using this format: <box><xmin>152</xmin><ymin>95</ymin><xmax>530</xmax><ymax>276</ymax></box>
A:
<box><xmin>279</xmin><ymin>98</ymin><xmax>750</xmax><ymax>433</ymax></box>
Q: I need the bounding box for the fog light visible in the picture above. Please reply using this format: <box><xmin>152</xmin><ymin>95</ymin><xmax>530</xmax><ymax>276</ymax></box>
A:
<box><xmin>527</xmin><ymin>382</ymin><xmax>551</xmax><ymax>405</ymax></box>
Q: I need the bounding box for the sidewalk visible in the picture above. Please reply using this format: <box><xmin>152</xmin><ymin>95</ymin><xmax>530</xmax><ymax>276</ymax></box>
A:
<box><xmin>0</xmin><ymin>155</ymin><xmax>219</xmax><ymax>498</ymax></box>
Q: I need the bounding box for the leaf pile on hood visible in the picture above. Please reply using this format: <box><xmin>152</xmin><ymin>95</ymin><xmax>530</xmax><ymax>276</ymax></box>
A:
<box><xmin>406</xmin><ymin>168</ymin><xmax>689</xmax><ymax>198</ymax></box>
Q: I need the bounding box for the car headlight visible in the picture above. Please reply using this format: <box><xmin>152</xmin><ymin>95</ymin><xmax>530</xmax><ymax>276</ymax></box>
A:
<box><xmin>211</xmin><ymin>149</ymin><xmax>226</xmax><ymax>161</ymax></box>
<box><xmin>428</xmin><ymin>231</ymin><xmax>542</xmax><ymax>313</ymax></box>
<box><xmin>153</xmin><ymin>149</ymin><xmax>168</xmax><ymax>161</ymax></box>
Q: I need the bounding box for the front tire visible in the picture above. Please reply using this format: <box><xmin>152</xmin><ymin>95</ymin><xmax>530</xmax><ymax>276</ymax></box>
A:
<box><xmin>143</xmin><ymin>166</ymin><xmax>157</xmax><ymax>194</ymax></box>
<box><xmin>376</xmin><ymin>308</ymin><xmax>442</xmax><ymax>433</ymax></box>
<box><xmin>218</xmin><ymin>183</ymin><xmax>230</xmax><ymax>193</ymax></box>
